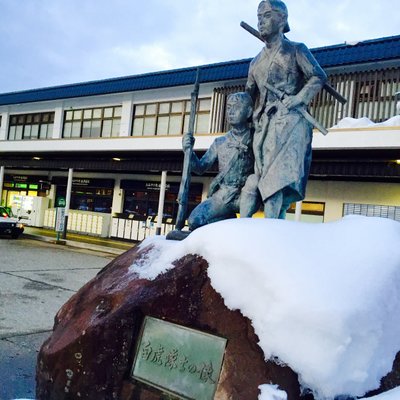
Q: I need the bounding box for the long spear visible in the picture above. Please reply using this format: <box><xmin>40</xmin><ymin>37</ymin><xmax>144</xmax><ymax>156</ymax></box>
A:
<box><xmin>175</xmin><ymin>67</ymin><xmax>201</xmax><ymax>230</ymax></box>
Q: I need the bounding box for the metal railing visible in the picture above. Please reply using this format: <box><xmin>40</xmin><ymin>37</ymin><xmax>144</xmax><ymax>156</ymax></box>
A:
<box><xmin>210</xmin><ymin>67</ymin><xmax>400</xmax><ymax>131</ymax></box>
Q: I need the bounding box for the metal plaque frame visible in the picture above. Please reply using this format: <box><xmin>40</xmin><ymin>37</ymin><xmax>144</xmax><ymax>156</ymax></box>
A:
<box><xmin>131</xmin><ymin>316</ymin><xmax>227</xmax><ymax>400</ymax></box>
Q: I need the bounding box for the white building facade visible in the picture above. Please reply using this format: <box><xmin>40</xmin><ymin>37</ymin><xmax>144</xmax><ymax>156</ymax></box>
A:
<box><xmin>0</xmin><ymin>35</ymin><xmax>399</xmax><ymax>239</ymax></box>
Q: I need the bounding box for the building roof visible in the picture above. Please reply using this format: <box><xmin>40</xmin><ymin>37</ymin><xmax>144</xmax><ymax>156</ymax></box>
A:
<box><xmin>0</xmin><ymin>35</ymin><xmax>399</xmax><ymax>107</ymax></box>
<box><xmin>311</xmin><ymin>35</ymin><xmax>400</xmax><ymax>67</ymax></box>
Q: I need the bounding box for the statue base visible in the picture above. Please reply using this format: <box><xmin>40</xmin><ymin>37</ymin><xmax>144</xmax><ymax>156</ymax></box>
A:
<box><xmin>36</xmin><ymin>241</ymin><xmax>302</xmax><ymax>400</ymax></box>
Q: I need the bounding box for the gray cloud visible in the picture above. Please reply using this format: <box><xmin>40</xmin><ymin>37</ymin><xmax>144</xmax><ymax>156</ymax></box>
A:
<box><xmin>0</xmin><ymin>0</ymin><xmax>397</xmax><ymax>92</ymax></box>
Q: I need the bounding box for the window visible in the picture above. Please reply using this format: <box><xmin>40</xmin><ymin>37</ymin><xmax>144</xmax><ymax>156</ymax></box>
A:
<box><xmin>343</xmin><ymin>203</ymin><xmax>400</xmax><ymax>222</ymax></box>
<box><xmin>121</xmin><ymin>180</ymin><xmax>203</xmax><ymax>220</ymax></box>
<box><xmin>56</xmin><ymin>187</ymin><xmax>113</xmax><ymax>213</ymax></box>
<box><xmin>132</xmin><ymin>98</ymin><xmax>211</xmax><ymax>137</ymax></box>
<box><xmin>63</xmin><ymin>105</ymin><xmax>122</xmax><ymax>138</ymax></box>
<box><xmin>8</xmin><ymin>112</ymin><xmax>54</xmax><ymax>140</ymax></box>
<box><xmin>357</xmin><ymin>80</ymin><xmax>382</xmax><ymax>102</ymax></box>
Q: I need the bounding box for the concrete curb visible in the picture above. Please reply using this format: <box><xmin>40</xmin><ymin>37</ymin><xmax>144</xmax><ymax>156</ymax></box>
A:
<box><xmin>0</xmin><ymin>328</ymin><xmax>52</xmax><ymax>340</ymax></box>
<box><xmin>22</xmin><ymin>233</ymin><xmax>127</xmax><ymax>256</ymax></box>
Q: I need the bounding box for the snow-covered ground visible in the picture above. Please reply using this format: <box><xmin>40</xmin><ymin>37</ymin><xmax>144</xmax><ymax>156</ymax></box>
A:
<box><xmin>15</xmin><ymin>385</ymin><xmax>400</xmax><ymax>400</ymax></box>
<box><xmin>258</xmin><ymin>384</ymin><xmax>400</xmax><ymax>400</ymax></box>
<box><xmin>330</xmin><ymin>115</ymin><xmax>400</xmax><ymax>129</ymax></box>
<box><xmin>14</xmin><ymin>385</ymin><xmax>400</xmax><ymax>400</ymax></box>
<box><xmin>132</xmin><ymin>216</ymin><xmax>400</xmax><ymax>400</ymax></box>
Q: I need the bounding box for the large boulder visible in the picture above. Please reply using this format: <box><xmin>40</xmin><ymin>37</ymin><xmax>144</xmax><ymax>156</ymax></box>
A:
<box><xmin>36</xmin><ymin>242</ymin><xmax>302</xmax><ymax>400</ymax></box>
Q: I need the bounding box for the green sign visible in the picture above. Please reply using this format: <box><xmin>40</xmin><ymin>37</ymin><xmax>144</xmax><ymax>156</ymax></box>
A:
<box><xmin>131</xmin><ymin>317</ymin><xmax>227</xmax><ymax>400</ymax></box>
<box><xmin>55</xmin><ymin>196</ymin><xmax>66</xmax><ymax>207</ymax></box>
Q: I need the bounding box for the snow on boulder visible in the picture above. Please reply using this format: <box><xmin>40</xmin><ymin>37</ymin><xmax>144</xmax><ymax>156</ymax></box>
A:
<box><xmin>132</xmin><ymin>216</ymin><xmax>400</xmax><ymax>399</ymax></box>
<box><xmin>362</xmin><ymin>385</ymin><xmax>400</xmax><ymax>399</ymax></box>
<box><xmin>258</xmin><ymin>384</ymin><xmax>288</xmax><ymax>399</ymax></box>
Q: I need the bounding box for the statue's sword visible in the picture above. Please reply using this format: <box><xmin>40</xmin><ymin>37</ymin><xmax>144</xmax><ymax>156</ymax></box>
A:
<box><xmin>265</xmin><ymin>82</ymin><xmax>329</xmax><ymax>135</ymax></box>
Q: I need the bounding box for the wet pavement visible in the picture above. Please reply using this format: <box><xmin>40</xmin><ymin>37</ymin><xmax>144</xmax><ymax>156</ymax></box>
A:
<box><xmin>0</xmin><ymin>331</ymin><xmax>49</xmax><ymax>400</ymax></box>
<box><xmin>0</xmin><ymin>237</ymin><xmax>122</xmax><ymax>400</ymax></box>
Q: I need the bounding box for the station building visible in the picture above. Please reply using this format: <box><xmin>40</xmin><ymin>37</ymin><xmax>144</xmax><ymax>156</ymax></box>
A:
<box><xmin>0</xmin><ymin>34</ymin><xmax>399</xmax><ymax>240</ymax></box>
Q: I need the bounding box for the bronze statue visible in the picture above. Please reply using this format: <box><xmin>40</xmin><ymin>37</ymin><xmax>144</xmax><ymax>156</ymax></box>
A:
<box><xmin>168</xmin><ymin>92</ymin><xmax>254</xmax><ymax>240</ymax></box>
<box><xmin>186</xmin><ymin>92</ymin><xmax>254</xmax><ymax>230</ymax></box>
<box><xmin>240</xmin><ymin>0</ymin><xmax>327</xmax><ymax>219</ymax></box>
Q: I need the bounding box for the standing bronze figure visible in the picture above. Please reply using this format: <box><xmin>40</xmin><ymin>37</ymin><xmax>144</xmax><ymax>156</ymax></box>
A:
<box><xmin>240</xmin><ymin>0</ymin><xmax>327</xmax><ymax>219</ymax></box>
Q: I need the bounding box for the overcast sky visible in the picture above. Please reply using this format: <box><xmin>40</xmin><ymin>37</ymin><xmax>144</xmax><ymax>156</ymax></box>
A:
<box><xmin>0</xmin><ymin>0</ymin><xmax>398</xmax><ymax>93</ymax></box>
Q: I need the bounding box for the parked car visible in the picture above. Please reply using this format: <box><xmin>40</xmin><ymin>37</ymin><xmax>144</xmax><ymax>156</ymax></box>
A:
<box><xmin>0</xmin><ymin>207</ymin><xmax>24</xmax><ymax>239</ymax></box>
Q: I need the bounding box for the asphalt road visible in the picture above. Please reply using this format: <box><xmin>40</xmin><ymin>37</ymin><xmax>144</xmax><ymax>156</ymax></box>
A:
<box><xmin>0</xmin><ymin>238</ymin><xmax>113</xmax><ymax>400</ymax></box>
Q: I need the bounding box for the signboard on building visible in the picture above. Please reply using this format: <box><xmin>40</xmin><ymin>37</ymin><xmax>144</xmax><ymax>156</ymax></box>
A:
<box><xmin>121</xmin><ymin>180</ymin><xmax>203</xmax><ymax>195</ymax></box>
<box><xmin>51</xmin><ymin>177</ymin><xmax>115</xmax><ymax>188</ymax></box>
<box><xmin>4</xmin><ymin>174</ymin><xmax>51</xmax><ymax>190</ymax></box>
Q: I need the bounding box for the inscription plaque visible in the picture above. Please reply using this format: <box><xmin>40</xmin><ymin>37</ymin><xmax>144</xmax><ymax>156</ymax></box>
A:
<box><xmin>131</xmin><ymin>316</ymin><xmax>227</xmax><ymax>400</ymax></box>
